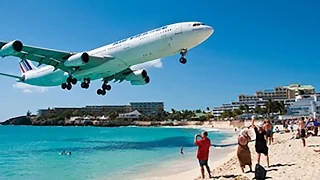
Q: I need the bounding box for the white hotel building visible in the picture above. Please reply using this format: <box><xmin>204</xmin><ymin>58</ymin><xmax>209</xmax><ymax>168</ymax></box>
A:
<box><xmin>286</xmin><ymin>94</ymin><xmax>320</xmax><ymax>117</ymax></box>
<box><xmin>212</xmin><ymin>84</ymin><xmax>316</xmax><ymax>118</ymax></box>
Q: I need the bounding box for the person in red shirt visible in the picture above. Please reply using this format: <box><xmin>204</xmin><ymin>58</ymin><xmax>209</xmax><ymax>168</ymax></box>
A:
<box><xmin>194</xmin><ymin>131</ymin><xmax>212</xmax><ymax>179</ymax></box>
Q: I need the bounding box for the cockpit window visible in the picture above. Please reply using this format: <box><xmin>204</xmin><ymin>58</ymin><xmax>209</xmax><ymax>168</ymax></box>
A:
<box><xmin>193</xmin><ymin>23</ymin><xmax>205</xmax><ymax>26</ymax></box>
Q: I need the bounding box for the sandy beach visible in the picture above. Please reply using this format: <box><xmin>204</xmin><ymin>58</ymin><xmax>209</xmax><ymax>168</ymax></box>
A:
<box><xmin>157</xmin><ymin>123</ymin><xmax>320</xmax><ymax>180</ymax></box>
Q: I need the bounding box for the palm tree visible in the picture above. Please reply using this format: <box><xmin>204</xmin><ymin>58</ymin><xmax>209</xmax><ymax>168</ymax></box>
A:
<box><xmin>278</xmin><ymin>101</ymin><xmax>287</xmax><ymax>115</ymax></box>
<box><xmin>239</xmin><ymin>105</ymin><xmax>245</xmax><ymax>113</ymax></box>
<box><xmin>244</xmin><ymin>104</ymin><xmax>250</xmax><ymax>113</ymax></box>
<box><xmin>26</xmin><ymin>110</ymin><xmax>32</xmax><ymax>117</ymax></box>
<box><xmin>265</xmin><ymin>99</ymin><xmax>273</xmax><ymax>117</ymax></box>
<box><xmin>233</xmin><ymin>109</ymin><xmax>242</xmax><ymax>116</ymax></box>
<box><xmin>206</xmin><ymin>107</ymin><xmax>210</xmax><ymax>111</ymax></box>
<box><xmin>254</xmin><ymin>105</ymin><xmax>263</xmax><ymax>114</ymax></box>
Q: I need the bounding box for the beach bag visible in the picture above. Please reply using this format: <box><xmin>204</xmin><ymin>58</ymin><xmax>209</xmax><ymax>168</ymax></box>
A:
<box><xmin>254</xmin><ymin>164</ymin><xmax>266</xmax><ymax>180</ymax></box>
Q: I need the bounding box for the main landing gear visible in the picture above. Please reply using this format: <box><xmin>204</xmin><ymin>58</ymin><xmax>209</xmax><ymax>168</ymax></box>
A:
<box><xmin>179</xmin><ymin>48</ymin><xmax>188</xmax><ymax>64</ymax></box>
<box><xmin>80</xmin><ymin>78</ymin><xmax>90</xmax><ymax>89</ymax></box>
<box><xmin>61</xmin><ymin>76</ymin><xmax>77</xmax><ymax>90</ymax></box>
<box><xmin>97</xmin><ymin>79</ymin><xmax>112</xmax><ymax>96</ymax></box>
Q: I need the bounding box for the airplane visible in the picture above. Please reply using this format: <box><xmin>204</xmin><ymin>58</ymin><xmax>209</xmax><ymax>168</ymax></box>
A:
<box><xmin>0</xmin><ymin>21</ymin><xmax>214</xmax><ymax>96</ymax></box>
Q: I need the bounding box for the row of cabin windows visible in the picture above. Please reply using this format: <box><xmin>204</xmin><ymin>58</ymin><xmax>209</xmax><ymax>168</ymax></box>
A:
<box><xmin>140</xmin><ymin>29</ymin><xmax>171</xmax><ymax>40</ymax></box>
<box><xmin>108</xmin><ymin>29</ymin><xmax>172</xmax><ymax>50</ymax></box>
<box><xmin>112</xmin><ymin>26</ymin><xmax>170</xmax><ymax>46</ymax></box>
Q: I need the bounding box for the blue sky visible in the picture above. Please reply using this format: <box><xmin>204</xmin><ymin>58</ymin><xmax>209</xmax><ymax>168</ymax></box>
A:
<box><xmin>0</xmin><ymin>0</ymin><xmax>319</xmax><ymax>121</ymax></box>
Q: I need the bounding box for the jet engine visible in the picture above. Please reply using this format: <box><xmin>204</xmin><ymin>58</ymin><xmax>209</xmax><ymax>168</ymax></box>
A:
<box><xmin>0</xmin><ymin>40</ymin><xmax>23</xmax><ymax>57</ymax></box>
<box><xmin>130</xmin><ymin>76</ymin><xmax>150</xmax><ymax>85</ymax></box>
<box><xmin>64</xmin><ymin>52</ymin><xmax>89</xmax><ymax>67</ymax></box>
<box><xmin>125</xmin><ymin>69</ymin><xmax>148</xmax><ymax>81</ymax></box>
<box><xmin>125</xmin><ymin>69</ymin><xmax>150</xmax><ymax>85</ymax></box>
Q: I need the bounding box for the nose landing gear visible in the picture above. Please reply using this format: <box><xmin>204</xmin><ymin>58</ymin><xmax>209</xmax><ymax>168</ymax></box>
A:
<box><xmin>179</xmin><ymin>48</ymin><xmax>187</xmax><ymax>64</ymax></box>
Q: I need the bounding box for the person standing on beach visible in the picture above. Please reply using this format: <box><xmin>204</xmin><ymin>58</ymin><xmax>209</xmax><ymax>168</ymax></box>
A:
<box><xmin>290</xmin><ymin>120</ymin><xmax>294</xmax><ymax>132</ymax></box>
<box><xmin>264</xmin><ymin>120</ymin><xmax>273</xmax><ymax>145</ymax></box>
<box><xmin>194</xmin><ymin>131</ymin><xmax>212</xmax><ymax>179</ymax></box>
<box><xmin>237</xmin><ymin>129</ymin><xmax>252</xmax><ymax>173</ymax></box>
<box><xmin>298</xmin><ymin>117</ymin><xmax>307</xmax><ymax>147</ymax></box>
<box><xmin>251</xmin><ymin>116</ymin><xmax>270</xmax><ymax>168</ymax></box>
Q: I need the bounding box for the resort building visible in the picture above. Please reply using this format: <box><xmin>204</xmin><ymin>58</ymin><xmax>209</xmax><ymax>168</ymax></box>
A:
<box><xmin>287</xmin><ymin>94</ymin><xmax>320</xmax><ymax>117</ymax></box>
<box><xmin>85</xmin><ymin>105</ymin><xmax>132</xmax><ymax>115</ymax></box>
<box><xmin>130</xmin><ymin>102</ymin><xmax>164</xmax><ymax>116</ymax></box>
<box><xmin>212</xmin><ymin>84</ymin><xmax>316</xmax><ymax>119</ymax></box>
<box><xmin>38</xmin><ymin>102</ymin><xmax>164</xmax><ymax>117</ymax></box>
<box><xmin>238</xmin><ymin>84</ymin><xmax>315</xmax><ymax>102</ymax></box>
<box><xmin>212</xmin><ymin>100</ymin><xmax>266</xmax><ymax>118</ymax></box>
<box><xmin>118</xmin><ymin>110</ymin><xmax>142</xmax><ymax>119</ymax></box>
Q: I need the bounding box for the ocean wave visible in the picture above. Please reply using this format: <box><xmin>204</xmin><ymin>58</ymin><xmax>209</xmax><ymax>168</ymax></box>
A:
<box><xmin>199</xmin><ymin>127</ymin><xmax>220</xmax><ymax>132</ymax></box>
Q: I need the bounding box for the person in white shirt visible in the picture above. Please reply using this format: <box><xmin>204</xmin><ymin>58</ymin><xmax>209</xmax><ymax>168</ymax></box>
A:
<box><xmin>290</xmin><ymin>120</ymin><xmax>294</xmax><ymax>132</ymax></box>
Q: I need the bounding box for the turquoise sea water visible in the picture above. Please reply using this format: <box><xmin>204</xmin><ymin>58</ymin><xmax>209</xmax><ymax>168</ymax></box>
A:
<box><xmin>0</xmin><ymin>126</ymin><xmax>232</xmax><ymax>180</ymax></box>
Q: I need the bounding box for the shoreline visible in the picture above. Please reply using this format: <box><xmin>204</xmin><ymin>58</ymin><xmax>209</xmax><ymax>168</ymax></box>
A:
<box><xmin>105</xmin><ymin>125</ymin><xmax>237</xmax><ymax>180</ymax></box>
<box><xmin>127</xmin><ymin>126</ymin><xmax>238</xmax><ymax>180</ymax></box>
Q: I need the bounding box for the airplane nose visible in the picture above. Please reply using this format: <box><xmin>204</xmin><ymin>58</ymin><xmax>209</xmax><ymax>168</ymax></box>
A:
<box><xmin>203</xmin><ymin>25</ymin><xmax>214</xmax><ymax>37</ymax></box>
<box><xmin>197</xmin><ymin>25</ymin><xmax>214</xmax><ymax>42</ymax></box>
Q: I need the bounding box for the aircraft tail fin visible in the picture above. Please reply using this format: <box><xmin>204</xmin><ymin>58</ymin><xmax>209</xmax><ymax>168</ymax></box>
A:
<box><xmin>19</xmin><ymin>60</ymin><xmax>38</xmax><ymax>74</ymax></box>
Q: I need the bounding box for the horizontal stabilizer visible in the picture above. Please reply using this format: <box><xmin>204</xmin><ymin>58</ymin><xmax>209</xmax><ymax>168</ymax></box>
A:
<box><xmin>0</xmin><ymin>72</ymin><xmax>23</xmax><ymax>80</ymax></box>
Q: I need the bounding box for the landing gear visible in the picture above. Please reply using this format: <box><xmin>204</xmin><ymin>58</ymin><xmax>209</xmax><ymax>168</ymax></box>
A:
<box><xmin>97</xmin><ymin>89</ymin><xmax>106</xmax><ymax>96</ymax></box>
<box><xmin>97</xmin><ymin>79</ymin><xmax>112</xmax><ymax>96</ymax></box>
<box><xmin>61</xmin><ymin>83</ymin><xmax>72</xmax><ymax>90</ymax></box>
<box><xmin>67</xmin><ymin>76</ymin><xmax>77</xmax><ymax>85</ymax></box>
<box><xmin>179</xmin><ymin>48</ymin><xmax>188</xmax><ymax>64</ymax></box>
<box><xmin>81</xmin><ymin>79</ymin><xmax>90</xmax><ymax>89</ymax></box>
<box><xmin>179</xmin><ymin>57</ymin><xmax>187</xmax><ymax>64</ymax></box>
<box><xmin>61</xmin><ymin>75</ymin><xmax>77</xmax><ymax>91</ymax></box>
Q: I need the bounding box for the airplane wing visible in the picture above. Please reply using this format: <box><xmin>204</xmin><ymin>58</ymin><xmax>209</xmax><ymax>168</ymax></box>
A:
<box><xmin>0</xmin><ymin>40</ymin><xmax>114</xmax><ymax>73</ymax></box>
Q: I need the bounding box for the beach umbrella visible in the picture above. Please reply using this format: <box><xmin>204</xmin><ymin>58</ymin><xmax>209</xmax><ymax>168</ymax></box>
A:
<box><xmin>305</xmin><ymin>121</ymin><xmax>320</xmax><ymax>127</ymax></box>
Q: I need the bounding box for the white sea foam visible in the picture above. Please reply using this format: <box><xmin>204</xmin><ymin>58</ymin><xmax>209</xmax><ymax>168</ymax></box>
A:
<box><xmin>199</xmin><ymin>127</ymin><xmax>220</xmax><ymax>132</ymax></box>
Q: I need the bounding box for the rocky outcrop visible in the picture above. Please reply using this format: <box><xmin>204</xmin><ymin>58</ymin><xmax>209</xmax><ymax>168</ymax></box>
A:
<box><xmin>1</xmin><ymin>116</ymin><xmax>32</xmax><ymax>125</ymax></box>
<box><xmin>1</xmin><ymin>116</ymin><xmax>219</xmax><ymax>128</ymax></box>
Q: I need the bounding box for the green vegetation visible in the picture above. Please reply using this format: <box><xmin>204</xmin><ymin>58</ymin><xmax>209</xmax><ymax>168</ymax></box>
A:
<box><xmin>1</xmin><ymin>99</ymin><xmax>287</xmax><ymax>126</ymax></box>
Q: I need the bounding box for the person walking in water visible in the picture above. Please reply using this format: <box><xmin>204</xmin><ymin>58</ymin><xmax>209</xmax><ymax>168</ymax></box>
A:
<box><xmin>194</xmin><ymin>131</ymin><xmax>212</xmax><ymax>179</ymax></box>
<box><xmin>237</xmin><ymin>129</ymin><xmax>252</xmax><ymax>173</ymax></box>
<box><xmin>251</xmin><ymin>116</ymin><xmax>270</xmax><ymax>168</ymax></box>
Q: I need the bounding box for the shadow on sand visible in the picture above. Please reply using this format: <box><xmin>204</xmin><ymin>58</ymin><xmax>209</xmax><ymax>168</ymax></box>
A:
<box><xmin>308</xmin><ymin>144</ymin><xmax>320</xmax><ymax>147</ymax></box>
<box><xmin>209</xmin><ymin>163</ymin><xmax>294</xmax><ymax>179</ymax></box>
<box><xmin>269</xmin><ymin>163</ymin><xmax>296</xmax><ymax>168</ymax></box>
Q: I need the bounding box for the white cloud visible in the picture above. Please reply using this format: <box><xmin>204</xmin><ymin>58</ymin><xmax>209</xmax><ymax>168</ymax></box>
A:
<box><xmin>13</xmin><ymin>82</ymin><xmax>49</xmax><ymax>93</ymax></box>
<box><xmin>131</xmin><ymin>58</ymin><xmax>163</xmax><ymax>70</ymax></box>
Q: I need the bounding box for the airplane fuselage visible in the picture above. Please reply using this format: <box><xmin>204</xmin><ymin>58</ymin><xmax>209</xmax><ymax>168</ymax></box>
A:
<box><xmin>20</xmin><ymin>22</ymin><xmax>214</xmax><ymax>87</ymax></box>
